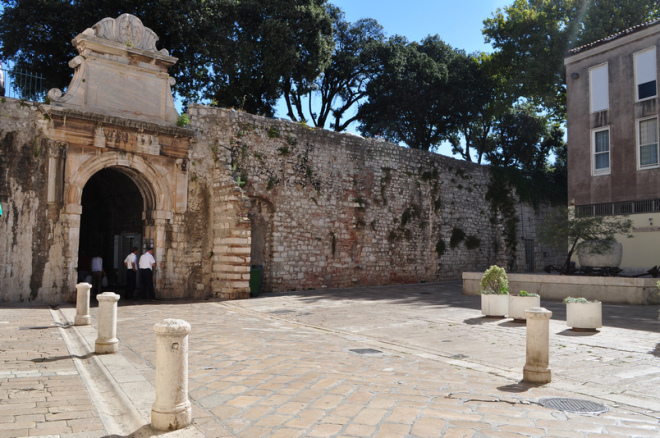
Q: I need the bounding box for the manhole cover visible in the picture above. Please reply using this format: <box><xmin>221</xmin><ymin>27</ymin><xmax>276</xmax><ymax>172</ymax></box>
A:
<box><xmin>350</xmin><ymin>348</ymin><xmax>382</xmax><ymax>355</ymax></box>
<box><xmin>269</xmin><ymin>310</ymin><xmax>295</xmax><ymax>314</ymax></box>
<box><xmin>540</xmin><ymin>398</ymin><xmax>608</xmax><ymax>414</ymax></box>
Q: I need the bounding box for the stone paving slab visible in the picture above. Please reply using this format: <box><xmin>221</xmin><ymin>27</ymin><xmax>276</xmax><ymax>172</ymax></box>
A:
<box><xmin>0</xmin><ymin>305</ymin><xmax>105</xmax><ymax>438</ymax></box>
<box><xmin>1</xmin><ymin>281</ymin><xmax>659</xmax><ymax>437</ymax></box>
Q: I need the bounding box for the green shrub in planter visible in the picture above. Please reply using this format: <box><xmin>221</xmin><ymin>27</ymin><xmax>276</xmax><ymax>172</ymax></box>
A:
<box><xmin>479</xmin><ymin>265</ymin><xmax>509</xmax><ymax>295</ymax></box>
<box><xmin>563</xmin><ymin>297</ymin><xmax>599</xmax><ymax>304</ymax></box>
<box><xmin>519</xmin><ymin>290</ymin><xmax>539</xmax><ymax>297</ymax></box>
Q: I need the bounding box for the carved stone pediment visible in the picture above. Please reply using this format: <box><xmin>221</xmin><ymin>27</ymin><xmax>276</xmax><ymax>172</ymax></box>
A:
<box><xmin>92</xmin><ymin>14</ymin><xmax>164</xmax><ymax>53</ymax></box>
<box><xmin>47</xmin><ymin>14</ymin><xmax>179</xmax><ymax>125</ymax></box>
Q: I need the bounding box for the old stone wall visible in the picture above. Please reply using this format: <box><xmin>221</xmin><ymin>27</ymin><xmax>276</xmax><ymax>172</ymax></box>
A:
<box><xmin>0</xmin><ymin>98</ymin><xmax>564</xmax><ymax>303</ymax></box>
<box><xmin>0</xmin><ymin>99</ymin><xmax>65</xmax><ymax>302</ymax></box>
<box><xmin>189</xmin><ymin>105</ymin><xmax>564</xmax><ymax>293</ymax></box>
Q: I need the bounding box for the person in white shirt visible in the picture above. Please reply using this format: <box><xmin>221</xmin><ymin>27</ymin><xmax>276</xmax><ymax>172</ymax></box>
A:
<box><xmin>138</xmin><ymin>247</ymin><xmax>156</xmax><ymax>300</ymax></box>
<box><xmin>90</xmin><ymin>253</ymin><xmax>105</xmax><ymax>295</ymax></box>
<box><xmin>123</xmin><ymin>247</ymin><xmax>138</xmax><ymax>299</ymax></box>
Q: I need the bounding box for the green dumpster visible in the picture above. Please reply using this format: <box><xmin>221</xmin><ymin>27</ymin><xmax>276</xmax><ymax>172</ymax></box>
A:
<box><xmin>249</xmin><ymin>265</ymin><xmax>263</xmax><ymax>297</ymax></box>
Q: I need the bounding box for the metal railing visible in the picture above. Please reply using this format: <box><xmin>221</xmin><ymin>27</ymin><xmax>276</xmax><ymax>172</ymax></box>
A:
<box><xmin>575</xmin><ymin>198</ymin><xmax>660</xmax><ymax>217</ymax></box>
<box><xmin>1</xmin><ymin>65</ymin><xmax>46</xmax><ymax>101</ymax></box>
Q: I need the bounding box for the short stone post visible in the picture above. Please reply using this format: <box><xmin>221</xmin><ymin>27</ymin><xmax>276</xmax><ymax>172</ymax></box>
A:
<box><xmin>74</xmin><ymin>282</ymin><xmax>92</xmax><ymax>326</ymax></box>
<box><xmin>523</xmin><ymin>307</ymin><xmax>552</xmax><ymax>384</ymax></box>
<box><xmin>95</xmin><ymin>292</ymin><xmax>120</xmax><ymax>354</ymax></box>
<box><xmin>151</xmin><ymin>319</ymin><xmax>192</xmax><ymax>431</ymax></box>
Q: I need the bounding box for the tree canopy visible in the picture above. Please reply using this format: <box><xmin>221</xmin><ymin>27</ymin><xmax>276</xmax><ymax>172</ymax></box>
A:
<box><xmin>0</xmin><ymin>0</ymin><xmax>334</xmax><ymax>116</ymax></box>
<box><xmin>283</xmin><ymin>5</ymin><xmax>384</xmax><ymax>131</ymax></box>
<box><xmin>356</xmin><ymin>35</ymin><xmax>457</xmax><ymax>151</ymax></box>
<box><xmin>483</xmin><ymin>0</ymin><xmax>660</xmax><ymax>119</ymax></box>
<box><xmin>486</xmin><ymin>103</ymin><xmax>565</xmax><ymax>172</ymax></box>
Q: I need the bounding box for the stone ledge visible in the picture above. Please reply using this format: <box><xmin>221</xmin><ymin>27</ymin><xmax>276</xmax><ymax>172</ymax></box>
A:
<box><xmin>462</xmin><ymin>272</ymin><xmax>660</xmax><ymax>305</ymax></box>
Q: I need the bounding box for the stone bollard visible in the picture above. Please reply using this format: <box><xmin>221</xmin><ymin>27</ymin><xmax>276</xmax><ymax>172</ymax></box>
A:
<box><xmin>74</xmin><ymin>282</ymin><xmax>92</xmax><ymax>326</ymax></box>
<box><xmin>151</xmin><ymin>319</ymin><xmax>192</xmax><ymax>431</ymax></box>
<box><xmin>95</xmin><ymin>292</ymin><xmax>120</xmax><ymax>354</ymax></box>
<box><xmin>523</xmin><ymin>307</ymin><xmax>552</xmax><ymax>384</ymax></box>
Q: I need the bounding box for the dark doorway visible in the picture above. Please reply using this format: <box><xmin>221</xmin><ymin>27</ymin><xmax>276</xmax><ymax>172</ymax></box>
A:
<box><xmin>249</xmin><ymin>198</ymin><xmax>274</xmax><ymax>293</ymax></box>
<box><xmin>79</xmin><ymin>168</ymin><xmax>143</xmax><ymax>291</ymax></box>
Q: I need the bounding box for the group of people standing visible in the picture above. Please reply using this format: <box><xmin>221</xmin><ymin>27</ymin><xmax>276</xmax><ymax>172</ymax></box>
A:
<box><xmin>80</xmin><ymin>247</ymin><xmax>157</xmax><ymax>300</ymax></box>
<box><xmin>123</xmin><ymin>247</ymin><xmax>157</xmax><ymax>300</ymax></box>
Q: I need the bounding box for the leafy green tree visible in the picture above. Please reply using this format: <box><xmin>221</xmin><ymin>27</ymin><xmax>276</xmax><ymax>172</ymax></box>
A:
<box><xmin>447</xmin><ymin>52</ymin><xmax>510</xmax><ymax>163</ymax></box>
<box><xmin>483</xmin><ymin>0</ymin><xmax>660</xmax><ymax>119</ymax></box>
<box><xmin>486</xmin><ymin>103</ymin><xmax>565</xmax><ymax>172</ymax></box>
<box><xmin>539</xmin><ymin>207</ymin><xmax>633</xmax><ymax>273</ymax></box>
<box><xmin>283</xmin><ymin>6</ymin><xmax>384</xmax><ymax>131</ymax></box>
<box><xmin>357</xmin><ymin>35</ymin><xmax>456</xmax><ymax>151</ymax></box>
<box><xmin>205</xmin><ymin>0</ymin><xmax>334</xmax><ymax>116</ymax></box>
<box><xmin>579</xmin><ymin>0</ymin><xmax>660</xmax><ymax>46</ymax></box>
<box><xmin>0</xmin><ymin>0</ymin><xmax>334</xmax><ymax>116</ymax></box>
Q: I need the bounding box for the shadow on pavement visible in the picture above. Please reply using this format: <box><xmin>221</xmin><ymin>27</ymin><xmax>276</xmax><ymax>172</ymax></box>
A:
<box><xmin>253</xmin><ymin>281</ymin><xmax>660</xmax><ymax>334</ymax></box>
<box><xmin>30</xmin><ymin>352</ymin><xmax>96</xmax><ymax>362</ymax></box>
<box><xmin>105</xmin><ymin>424</ymin><xmax>199</xmax><ymax>437</ymax></box>
<box><xmin>651</xmin><ymin>343</ymin><xmax>660</xmax><ymax>357</ymax></box>
<box><xmin>497</xmin><ymin>381</ymin><xmax>547</xmax><ymax>393</ymax></box>
<box><xmin>555</xmin><ymin>329</ymin><xmax>600</xmax><ymax>337</ymax></box>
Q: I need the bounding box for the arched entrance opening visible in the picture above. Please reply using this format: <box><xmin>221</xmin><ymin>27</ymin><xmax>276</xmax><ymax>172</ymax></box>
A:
<box><xmin>78</xmin><ymin>168</ymin><xmax>144</xmax><ymax>292</ymax></box>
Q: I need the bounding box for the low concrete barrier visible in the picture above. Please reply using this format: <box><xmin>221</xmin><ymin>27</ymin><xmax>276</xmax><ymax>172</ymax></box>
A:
<box><xmin>462</xmin><ymin>272</ymin><xmax>660</xmax><ymax>305</ymax></box>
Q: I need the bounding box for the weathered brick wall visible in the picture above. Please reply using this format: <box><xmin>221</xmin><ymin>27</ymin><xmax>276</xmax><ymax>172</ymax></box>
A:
<box><xmin>189</xmin><ymin>105</ymin><xmax>564</xmax><ymax>293</ymax></box>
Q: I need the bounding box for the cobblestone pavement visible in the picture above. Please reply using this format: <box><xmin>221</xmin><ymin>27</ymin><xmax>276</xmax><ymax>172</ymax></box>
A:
<box><xmin>1</xmin><ymin>281</ymin><xmax>659</xmax><ymax>437</ymax></box>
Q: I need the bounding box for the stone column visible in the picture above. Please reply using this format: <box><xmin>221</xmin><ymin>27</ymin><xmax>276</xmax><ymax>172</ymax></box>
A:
<box><xmin>95</xmin><ymin>292</ymin><xmax>120</xmax><ymax>354</ymax></box>
<box><xmin>74</xmin><ymin>282</ymin><xmax>92</xmax><ymax>326</ymax></box>
<box><xmin>523</xmin><ymin>307</ymin><xmax>552</xmax><ymax>384</ymax></box>
<box><xmin>151</xmin><ymin>319</ymin><xmax>192</xmax><ymax>431</ymax></box>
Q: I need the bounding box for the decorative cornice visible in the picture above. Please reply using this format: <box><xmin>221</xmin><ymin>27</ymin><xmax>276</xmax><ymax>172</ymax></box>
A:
<box><xmin>41</xmin><ymin>106</ymin><xmax>194</xmax><ymax>138</ymax></box>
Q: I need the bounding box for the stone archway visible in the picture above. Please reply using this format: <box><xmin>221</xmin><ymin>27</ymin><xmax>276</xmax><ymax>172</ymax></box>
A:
<box><xmin>62</xmin><ymin>152</ymin><xmax>173</xmax><ymax>294</ymax></box>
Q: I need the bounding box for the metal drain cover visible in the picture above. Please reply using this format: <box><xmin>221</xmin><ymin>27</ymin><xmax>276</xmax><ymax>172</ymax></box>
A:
<box><xmin>540</xmin><ymin>398</ymin><xmax>608</xmax><ymax>414</ymax></box>
<box><xmin>350</xmin><ymin>348</ymin><xmax>382</xmax><ymax>355</ymax></box>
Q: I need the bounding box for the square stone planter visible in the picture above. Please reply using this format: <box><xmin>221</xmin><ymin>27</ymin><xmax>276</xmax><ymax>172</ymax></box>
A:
<box><xmin>481</xmin><ymin>294</ymin><xmax>509</xmax><ymax>317</ymax></box>
<box><xmin>566</xmin><ymin>301</ymin><xmax>602</xmax><ymax>330</ymax></box>
<box><xmin>509</xmin><ymin>295</ymin><xmax>541</xmax><ymax>321</ymax></box>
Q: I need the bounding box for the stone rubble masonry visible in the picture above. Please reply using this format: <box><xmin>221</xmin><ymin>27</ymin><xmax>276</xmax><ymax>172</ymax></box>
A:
<box><xmin>0</xmin><ymin>97</ymin><xmax>563</xmax><ymax>302</ymax></box>
<box><xmin>188</xmin><ymin>104</ymin><xmax>564</xmax><ymax>294</ymax></box>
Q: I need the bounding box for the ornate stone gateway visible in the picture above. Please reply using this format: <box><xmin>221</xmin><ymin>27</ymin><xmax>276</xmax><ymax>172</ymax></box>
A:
<box><xmin>43</xmin><ymin>14</ymin><xmax>193</xmax><ymax>299</ymax></box>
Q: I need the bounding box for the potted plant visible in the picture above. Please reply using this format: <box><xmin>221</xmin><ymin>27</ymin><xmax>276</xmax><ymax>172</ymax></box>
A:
<box><xmin>480</xmin><ymin>265</ymin><xmax>509</xmax><ymax>317</ymax></box>
<box><xmin>564</xmin><ymin>297</ymin><xmax>602</xmax><ymax>331</ymax></box>
<box><xmin>509</xmin><ymin>290</ymin><xmax>541</xmax><ymax>322</ymax></box>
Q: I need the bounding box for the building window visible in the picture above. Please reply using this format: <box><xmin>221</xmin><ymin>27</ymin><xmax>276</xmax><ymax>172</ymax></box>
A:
<box><xmin>635</xmin><ymin>47</ymin><xmax>657</xmax><ymax>101</ymax></box>
<box><xmin>639</xmin><ymin>118</ymin><xmax>658</xmax><ymax>168</ymax></box>
<box><xmin>593</xmin><ymin>128</ymin><xmax>610</xmax><ymax>175</ymax></box>
<box><xmin>589</xmin><ymin>63</ymin><xmax>609</xmax><ymax>113</ymax></box>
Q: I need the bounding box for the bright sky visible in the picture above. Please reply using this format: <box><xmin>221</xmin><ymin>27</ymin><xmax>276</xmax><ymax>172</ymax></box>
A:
<box><xmin>274</xmin><ymin>0</ymin><xmax>513</xmax><ymax>157</ymax></box>
<box><xmin>328</xmin><ymin>0</ymin><xmax>511</xmax><ymax>54</ymax></box>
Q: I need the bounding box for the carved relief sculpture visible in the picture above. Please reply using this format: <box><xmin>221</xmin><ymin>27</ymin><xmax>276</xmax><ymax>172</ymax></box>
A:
<box><xmin>47</xmin><ymin>14</ymin><xmax>179</xmax><ymax>124</ymax></box>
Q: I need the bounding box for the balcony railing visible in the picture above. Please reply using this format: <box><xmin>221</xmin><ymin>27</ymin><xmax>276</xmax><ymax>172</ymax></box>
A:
<box><xmin>575</xmin><ymin>199</ymin><xmax>660</xmax><ymax>217</ymax></box>
<box><xmin>1</xmin><ymin>65</ymin><xmax>46</xmax><ymax>101</ymax></box>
